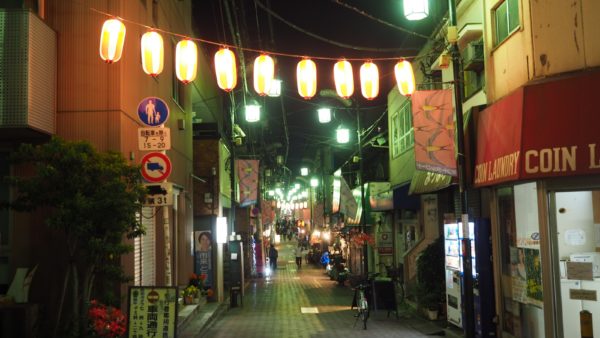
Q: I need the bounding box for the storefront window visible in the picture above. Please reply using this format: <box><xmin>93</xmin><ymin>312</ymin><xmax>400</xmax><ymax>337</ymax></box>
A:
<box><xmin>497</xmin><ymin>182</ymin><xmax>545</xmax><ymax>338</ymax></box>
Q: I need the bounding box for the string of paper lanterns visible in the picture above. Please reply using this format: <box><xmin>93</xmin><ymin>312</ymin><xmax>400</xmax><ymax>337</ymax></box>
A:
<box><xmin>99</xmin><ymin>18</ymin><xmax>416</xmax><ymax>100</ymax></box>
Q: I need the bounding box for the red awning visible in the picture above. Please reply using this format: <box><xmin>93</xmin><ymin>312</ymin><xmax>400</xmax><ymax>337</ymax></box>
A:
<box><xmin>474</xmin><ymin>70</ymin><xmax>600</xmax><ymax>187</ymax></box>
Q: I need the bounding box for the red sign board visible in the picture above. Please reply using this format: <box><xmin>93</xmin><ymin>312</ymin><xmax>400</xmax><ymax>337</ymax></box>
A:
<box><xmin>474</xmin><ymin>70</ymin><xmax>600</xmax><ymax>187</ymax></box>
<box><xmin>140</xmin><ymin>152</ymin><xmax>172</xmax><ymax>183</ymax></box>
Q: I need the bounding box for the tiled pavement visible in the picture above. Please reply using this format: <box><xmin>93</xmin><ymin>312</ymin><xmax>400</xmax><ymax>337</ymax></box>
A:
<box><xmin>180</xmin><ymin>240</ymin><xmax>461</xmax><ymax>338</ymax></box>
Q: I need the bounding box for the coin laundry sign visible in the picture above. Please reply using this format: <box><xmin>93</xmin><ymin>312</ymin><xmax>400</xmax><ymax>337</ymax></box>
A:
<box><xmin>141</xmin><ymin>152</ymin><xmax>172</xmax><ymax>183</ymax></box>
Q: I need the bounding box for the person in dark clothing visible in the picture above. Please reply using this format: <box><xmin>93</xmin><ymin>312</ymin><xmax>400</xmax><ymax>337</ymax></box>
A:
<box><xmin>268</xmin><ymin>244</ymin><xmax>278</xmax><ymax>270</ymax></box>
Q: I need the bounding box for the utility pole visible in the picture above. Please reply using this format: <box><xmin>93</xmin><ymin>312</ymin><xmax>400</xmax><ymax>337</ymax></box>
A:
<box><xmin>356</xmin><ymin>105</ymin><xmax>368</xmax><ymax>276</ymax></box>
<box><xmin>448</xmin><ymin>0</ymin><xmax>474</xmax><ymax>337</ymax></box>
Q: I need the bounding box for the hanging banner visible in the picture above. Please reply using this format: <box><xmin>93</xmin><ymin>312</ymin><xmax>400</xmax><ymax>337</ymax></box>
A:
<box><xmin>339</xmin><ymin>177</ymin><xmax>358</xmax><ymax>222</ymax></box>
<box><xmin>411</xmin><ymin>90</ymin><xmax>457</xmax><ymax>176</ymax></box>
<box><xmin>261</xmin><ymin>199</ymin><xmax>274</xmax><ymax>225</ymax></box>
<box><xmin>236</xmin><ymin>159</ymin><xmax>259</xmax><ymax>207</ymax></box>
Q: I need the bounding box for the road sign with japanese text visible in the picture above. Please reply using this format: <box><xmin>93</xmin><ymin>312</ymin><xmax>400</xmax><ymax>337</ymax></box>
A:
<box><xmin>138</xmin><ymin>127</ymin><xmax>171</xmax><ymax>151</ymax></box>
<box><xmin>143</xmin><ymin>182</ymin><xmax>173</xmax><ymax>206</ymax></box>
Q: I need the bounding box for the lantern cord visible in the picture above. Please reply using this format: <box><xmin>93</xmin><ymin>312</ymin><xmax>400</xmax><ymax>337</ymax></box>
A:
<box><xmin>330</xmin><ymin>0</ymin><xmax>431</xmax><ymax>40</ymax></box>
<box><xmin>254</xmin><ymin>0</ymin><xmax>408</xmax><ymax>53</ymax></box>
<box><xmin>90</xmin><ymin>7</ymin><xmax>442</xmax><ymax>62</ymax></box>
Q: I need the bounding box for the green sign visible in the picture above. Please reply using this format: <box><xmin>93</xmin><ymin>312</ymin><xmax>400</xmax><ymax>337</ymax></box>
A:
<box><xmin>128</xmin><ymin>286</ymin><xmax>178</xmax><ymax>338</ymax></box>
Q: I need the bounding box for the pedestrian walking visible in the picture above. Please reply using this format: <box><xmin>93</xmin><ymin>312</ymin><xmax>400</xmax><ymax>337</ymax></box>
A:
<box><xmin>294</xmin><ymin>244</ymin><xmax>304</xmax><ymax>269</ymax></box>
<box><xmin>268</xmin><ymin>244</ymin><xmax>278</xmax><ymax>271</ymax></box>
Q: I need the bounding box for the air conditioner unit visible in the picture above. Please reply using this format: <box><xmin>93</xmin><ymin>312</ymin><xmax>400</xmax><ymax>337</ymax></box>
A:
<box><xmin>463</xmin><ymin>40</ymin><xmax>484</xmax><ymax>72</ymax></box>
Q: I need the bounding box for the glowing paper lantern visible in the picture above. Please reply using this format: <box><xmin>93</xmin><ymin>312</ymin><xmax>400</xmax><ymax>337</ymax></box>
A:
<box><xmin>334</xmin><ymin>60</ymin><xmax>354</xmax><ymax>99</ymax></box>
<box><xmin>360</xmin><ymin>61</ymin><xmax>379</xmax><ymax>100</ymax></box>
<box><xmin>175</xmin><ymin>39</ymin><xmax>198</xmax><ymax>84</ymax></box>
<box><xmin>404</xmin><ymin>0</ymin><xmax>429</xmax><ymax>21</ymax></box>
<box><xmin>99</xmin><ymin>19</ymin><xmax>126</xmax><ymax>63</ymax></box>
<box><xmin>297</xmin><ymin>59</ymin><xmax>317</xmax><ymax>99</ymax></box>
<box><xmin>214</xmin><ymin>48</ymin><xmax>237</xmax><ymax>91</ymax></box>
<box><xmin>253</xmin><ymin>54</ymin><xmax>274</xmax><ymax>96</ymax></box>
<box><xmin>394</xmin><ymin>60</ymin><xmax>416</xmax><ymax>97</ymax></box>
<box><xmin>141</xmin><ymin>31</ymin><xmax>164</xmax><ymax>76</ymax></box>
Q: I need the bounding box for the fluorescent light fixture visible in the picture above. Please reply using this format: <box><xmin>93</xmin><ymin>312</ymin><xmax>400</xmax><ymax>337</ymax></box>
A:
<box><xmin>216</xmin><ymin>217</ymin><xmax>227</xmax><ymax>244</ymax></box>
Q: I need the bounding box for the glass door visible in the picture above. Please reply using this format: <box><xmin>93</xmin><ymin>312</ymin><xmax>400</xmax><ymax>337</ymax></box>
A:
<box><xmin>551</xmin><ymin>190</ymin><xmax>600</xmax><ymax>337</ymax></box>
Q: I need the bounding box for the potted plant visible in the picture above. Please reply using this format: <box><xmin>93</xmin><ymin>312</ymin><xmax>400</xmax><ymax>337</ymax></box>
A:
<box><xmin>182</xmin><ymin>285</ymin><xmax>198</xmax><ymax>305</ymax></box>
<box><xmin>416</xmin><ymin>236</ymin><xmax>445</xmax><ymax>320</ymax></box>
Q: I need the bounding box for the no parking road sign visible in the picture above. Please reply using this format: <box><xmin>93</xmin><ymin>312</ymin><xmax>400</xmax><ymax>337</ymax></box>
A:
<box><xmin>140</xmin><ymin>152</ymin><xmax>172</xmax><ymax>183</ymax></box>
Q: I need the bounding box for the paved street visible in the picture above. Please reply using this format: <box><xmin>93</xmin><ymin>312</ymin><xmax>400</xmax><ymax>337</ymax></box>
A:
<box><xmin>181</xmin><ymin>240</ymin><xmax>449</xmax><ymax>338</ymax></box>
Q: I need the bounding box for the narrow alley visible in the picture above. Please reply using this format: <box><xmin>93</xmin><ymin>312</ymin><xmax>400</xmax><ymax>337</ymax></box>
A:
<box><xmin>180</xmin><ymin>240</ymin><xmax>449</xmax><ymax>338</ymax></box>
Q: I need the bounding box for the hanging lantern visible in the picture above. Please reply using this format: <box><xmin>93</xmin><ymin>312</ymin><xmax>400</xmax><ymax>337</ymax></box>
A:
<box><xmin>253</xmin><ymin>54</ymin><xmax>274</xmax><ymax>96</ymax></box>
<box><xmin>141</xmin><ymin>31</ymin><xmax>164</xmax><ymax>76</ymax></box>
<box><xmin>360</xmin><ymin>61</ymin><xmax>379</xmax><ymax>100</ymax></box>
<box><xmin>214</xmin><ymin>48</ymin><xmax>237</xmax><ymax>92</ymax></box>
<box><xmin>334</xmin><ymin>60</ymin><xmax>354</xmax><ymax>99</ymax></box>
<box><xmin>99</xmin><ymin>19</ymin><xmax>126</xmax><ymax>63</ymax></box>
<box><xmin>175</xmin><ymin>39</ymin><xmax>197</xmax><ymax>84</ymax></box>
<box><xmin>394</xmin><ymin>60</ymin><xmax>416</xmax><ymax>97</ymax></box>
<box><xmin>297</xmin><ymin>58</ymin><xmax>317</xmax><ymax>99</ymax></box>
<box><xmin>404</xmin><ymin>0</ymin><xmax>429</xmax><ymax>21</ymax></box>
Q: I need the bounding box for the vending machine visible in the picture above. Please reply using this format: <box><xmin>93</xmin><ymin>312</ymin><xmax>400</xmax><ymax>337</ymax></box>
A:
<box><xmin>444</xmin><ymin>219</ymin><xmax>495</xmax><ymax>337</ymax></box>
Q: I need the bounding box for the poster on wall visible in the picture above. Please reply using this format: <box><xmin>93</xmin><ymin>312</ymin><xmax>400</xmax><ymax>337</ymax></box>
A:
<box><xmin>127</xmin><ymin>286</ymin><xmax>178</xmax><ymax>338</ymax></box>
<box><xmin>510</xmin><ymin>247</ymin><xmax>527</xmax><ymax>304</ymax></box>
<box><xmin>194</xmin><ymin>231</ymin><xmax>213</xmax><ymax>288</ymax></box>
<box><xmin>524</xmin><ymin>248</ymin><xmax>543</xmax><ymax>307</ymax></box>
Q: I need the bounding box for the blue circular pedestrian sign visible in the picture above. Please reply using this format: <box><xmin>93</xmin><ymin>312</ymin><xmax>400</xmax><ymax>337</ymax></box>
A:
<box><xmin>138</xmin><ymin>97</ymin><xmax>170</xmax><ymax>127</ymax></box>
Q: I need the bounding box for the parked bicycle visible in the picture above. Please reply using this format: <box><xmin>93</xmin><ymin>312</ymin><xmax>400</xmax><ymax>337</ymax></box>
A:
<box><xmin>353</xmin><ymin>283</ymin><xmax>370</xmax><ymax>330</ymax></box>
<box><xmin>350</xmin><ymin>272</ymin><xmax>380</xmax><ymax>330</ymax></box>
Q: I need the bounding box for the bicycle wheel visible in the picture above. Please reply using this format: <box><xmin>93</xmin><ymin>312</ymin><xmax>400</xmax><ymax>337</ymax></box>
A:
<box><xmin>360</xmin><ymin>308</ymin><xmax>369</xmax><ymax>330</ymax></box>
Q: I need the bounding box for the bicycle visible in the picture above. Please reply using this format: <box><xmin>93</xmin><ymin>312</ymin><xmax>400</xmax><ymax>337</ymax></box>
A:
<box><xmin>353</xmin><ymin>283</ymin><xmax>370</xmax><ymax>330</ymax></box>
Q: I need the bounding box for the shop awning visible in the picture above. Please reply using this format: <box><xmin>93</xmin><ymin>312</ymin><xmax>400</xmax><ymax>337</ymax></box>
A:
<box><xmin>474</xmin><ymin>70</ymin><xmax>600</xmax><ymax>187</ymax></box>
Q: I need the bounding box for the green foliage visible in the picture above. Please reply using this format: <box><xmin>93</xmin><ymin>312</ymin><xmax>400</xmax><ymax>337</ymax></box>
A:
<box><xmin>416</xmin><ymin>236</ymin><xmax>445</xmax><ymax>310</ymax></box>
<box><xmin>4</xmin><ymin>136</ymin><xmax>147</xmax><ymax>335</ymax></box>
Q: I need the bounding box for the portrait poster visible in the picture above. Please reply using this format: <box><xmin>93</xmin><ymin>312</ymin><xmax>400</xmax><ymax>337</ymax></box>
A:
<box><xmin>194</xmin><ymin>230</ymin><xmax>213</xmax><ymax>288</ymax></box>
<box><xmin>510</xmin><ymin>247</ymin><xmax>527</xmax><ymax>304</ymax></box>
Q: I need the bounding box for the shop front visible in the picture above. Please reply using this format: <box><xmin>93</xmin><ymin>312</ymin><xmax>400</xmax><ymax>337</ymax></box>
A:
<box><xmin>475</xmin><ymin>70</ymin><xmax>600</xmax><ymax>338</ymax></box>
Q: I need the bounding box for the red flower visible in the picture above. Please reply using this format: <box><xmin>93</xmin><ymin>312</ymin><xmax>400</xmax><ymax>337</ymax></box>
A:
<box><xmin>88</xmin><ymin>300</ymin><xmax>127</xmax><ymax>338</ymax></box>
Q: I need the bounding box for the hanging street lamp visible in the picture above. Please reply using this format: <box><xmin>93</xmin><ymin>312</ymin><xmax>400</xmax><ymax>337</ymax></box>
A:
<box><xmin>336</xmin><ymin>127</ymin><xmax>350</xmax><ymax>144</ymax></box>
<box><xmin>404</xmin><ymin>0</ymin><xmax>429</xmax><ymax>21</ymax></box>
<box><xmin>318</xmin><ymin>108</ymin><xmax>332</xmax><ymax>123</ymax></box>
<box><xmin>245</xmin><ymin>104</ymin><xmax>261</xmax><ymax>123</ymax></box>
<box><xmin>99</xmin><ymin>19</ymin><xmax>126</xmax><ymax>63</ymax></box>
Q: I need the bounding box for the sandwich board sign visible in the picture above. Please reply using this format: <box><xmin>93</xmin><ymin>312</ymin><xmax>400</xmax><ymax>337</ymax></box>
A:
<box><xmin>140</xmin><ymin>152</ymin><xmax>172</xmax><ymax>183</ymax></box>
